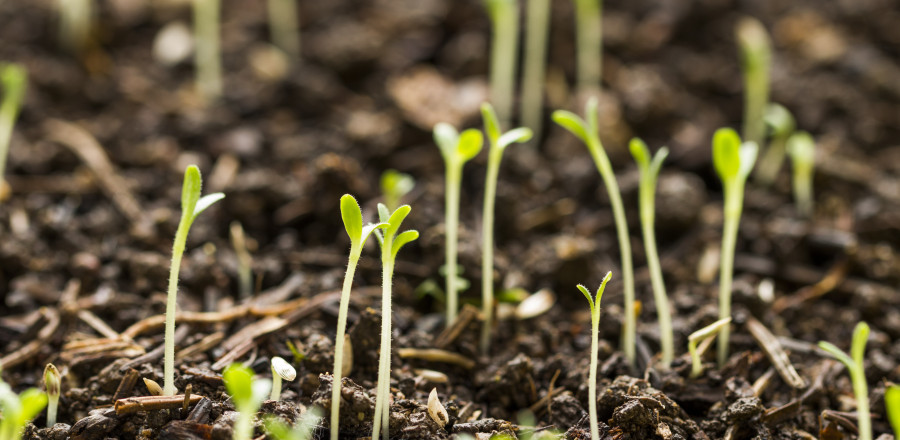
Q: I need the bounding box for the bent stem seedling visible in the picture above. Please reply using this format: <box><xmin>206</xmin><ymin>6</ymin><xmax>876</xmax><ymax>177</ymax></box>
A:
<box><xmin>818</xmin><ymin>322</ymin><xmax>871</xmax><ymax>440</ymax></box>
<box><xmin>331</xmin><ymin>194</ymin><xmax>386</xmax><ymax>440</ymax></box>
<box><xmin>577</xmin><ymin>272</ymin><xmax>611</xmax><ymax>440</ymax></box>
<box><xmin>754</xmin><ymin>103</ymin><xmax>795</xmax><ymax>185</ymax></box>
<box><xmin>553</xmin><ymin>99</ymin><xmax>636</xmax><ymax>367</ymax></box>
<box><xmin>0</xmin><ymin>64</ymin><xmax>27</xmax><ymax>195</ymax></box>
<box><xmin>519</xmin><ymin>0</ymin><xmax>550</xmax><ymax>145</ymax></box>
<box><xmin>193</xmin><ymin>0</ymin><xmax>222</xmax><ymax>101</ymax></box>
<box><xmin>786</xmin><ymin>131</ymin><xmax>815</xmax><ymax>217</ymax></box>
<box><xmin>628</xmin><ymin>138</ymin><xmax>673</xmax><ymax>369</ymax></box>
<box><xmin>572</xmin><ymin>0</ymin><xmax>602</xmax><ymax>99</ymax></box>
<box><xmin>886</xmin><ymin>385</ymin><xmax>900</xmax><ymax>438</ymax></box>
<box><xmin>688</xmin><ymin>317</ymin><xmax>732</xmax><ymax>378</ymax></box>
<box><xmin>164</xmin><ymin>165</ymin><xmax>224</xmax><ymax>396</ymax></box>
<box><xmin>371</xmin><ymin>204</ymin><xmax>418</xmax><ymax>440</ymax></box>
<box><xmin>480</xmin><ymin>103</ymin><xmax>533</xmax><ymax>356</ymax></box>
<box><xmin>484</xmin><ymin>0</ymin><xmax>520</xmax><ymax>127</ymax></box>
<box><xmin>223</xmin><ymin>363</ymin><xmax>272</xmax><ymax>440</ymax></box>
<box><xmin>736</xmin><ymin>17</ymin><xmax>771</xmax><ymax>150</ymax></box>
<box><xmin>712</xmin><ymin>128</ymin><xmax>757</xmax><ymax>367</ymax></box>
<box><xmin>434</xmin><ymin>123</ymin><xmax>483</xmax><ymax>324</ymax></box>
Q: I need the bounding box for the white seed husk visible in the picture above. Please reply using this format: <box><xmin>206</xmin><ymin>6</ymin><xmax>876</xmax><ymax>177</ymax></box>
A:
<box><xmin>271</xmin><ymin>356</ymin><xmax>297</xmax><ymax>381</ymax></box>
<box><xmin>143</xmin><ymin>378</ymin><xmax>163</xmax><ymax>396</ymax></box>
<box><xmin>427</xmin><ymin>388</ymin><xmax>449</xmax><ymax>428</ymax></box>
<box><xmin>515</xmin><ymin>289</ymin><xmax>556</xmax><ymax>320</ymax></box>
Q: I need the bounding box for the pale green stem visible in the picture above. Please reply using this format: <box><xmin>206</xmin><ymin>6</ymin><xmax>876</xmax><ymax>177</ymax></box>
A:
<box><xmin>755</xmin><ymin>135</ymin><xmax>786</xmax><ymax>185</ymax></box>
<box><xmin>194</xmin><ymin>0</ymin><xmax>222</xmax><ymax>101</ymax></box>
<box><xmin>793</xmin><ymin>169</ymin><xmax>813</xmax><ymax>217</ymax></box>
<box><xmin>372</xmin><ymin>248</ymin><xmax>395</xmax><ymax>440</ymax></box>
<box><xmin>445</xmin><ymin>165</ymin><xmax>461</xmax><ymax>324</ymax></box>
<box><xmin>58</xmin><ymin>0</ymin><xmax>92</xmax><ymax>53</ymax></box>
<box><xmin>488</xmin><ymin>0</ymin><xmax>520</xmax><ymax>127</ymax></box>
<box><xmin>0</xmin><ymin>71</ymin><xmax>26</xmax><ymax>181</ymax></box>
<box><xmin>47</xmin><ymin>394</ymin><xmax>58</xmax><ymax>427</ymax></box>
<box><xmin>741</xmin><ymin>56</ymin><xmax>769</xmax><ymax>150</ymax></box>
<box><xmin>233</xmin><ymin>406</ymin><xmax>252</xmax><ymax>440</ymax></box>
<box><xmin>573</xmin><ymin>0</ymin><xmax>602</xmax><ymax>98</ymax></box>
<box><xmin>331</xmin><ymin>248</ymin><xmax>360</xmax><ymax>440</ymax></box>
<box><xmin>520</xmin><ymin>0</ymin><xmax>550</xmax><ymax>146</ymax></box>
<box><xmin>270</xmin><ymin>375</ymin><xmax>282</xmax><ymax>401</ymax></box>
<box><xmin>587</xmin><ymin>309</ymin><xmax>599</xmax><ymax>440</ymax></box>
<box><xmin>851</xmin><ymin>366</ymin><xmax>871</xmax><ymax>440</ymax></box>
<box><xmin>164</xmin><ymin>221</ymin><xmax>190</xmax><ymax>396</ymax></box>
<box><xmin>267</xmin><ymin>0</ymin><xmax>300</xmax><ymax>58</ymax></box>
<box><xmin>639</xmin><ymin>191</ymin><xmax>672</xmax><ymax>369</ymax></box>
<box><xmin>480</xmin><ymin>148</ymin><xmax>502</xmax><ymax>356</ymax></box>
<box><xmin>717</xmin><ymin>181</ymin><xmax>742</xmax><ymax>367</ymax></box>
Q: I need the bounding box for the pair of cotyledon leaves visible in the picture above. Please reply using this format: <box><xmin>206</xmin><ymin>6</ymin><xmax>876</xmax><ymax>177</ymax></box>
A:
<box><xmin>181</xmin><ymin>165</ymin><xmax>225</xmax><ymax>230</ymax></box>
<box><xmin>340</xmin><ymin>194</ymin><xmax>417</xmax><ymax>259</ymax></box>
<box><xmin>223</xmin><ymin>363</ymin><xmax>271</xmax><ymax>413</ymax></box>
<box><xmin>433</xmin><ymin>103</ymin><xmax>533</xmax><ymax>168</ymax></box>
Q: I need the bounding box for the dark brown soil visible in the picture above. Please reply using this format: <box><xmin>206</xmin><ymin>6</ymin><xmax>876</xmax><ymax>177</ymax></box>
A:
<box><xmin>1</xmin><ymin>0</ymin><xmax>899</xmax><ymax>439</ymax></box>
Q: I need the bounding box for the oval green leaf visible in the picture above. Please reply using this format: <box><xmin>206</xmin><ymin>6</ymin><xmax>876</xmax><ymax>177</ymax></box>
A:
<box><xmin>182</xmin><ymin>165</ymin><xmax>203</xmax><ymax>215</ymax></box>
<box><xmin>433</xmin><ymin>123</ymin><xmax>459</xmax><ymax>160</ymax></box>
<box><xmin>391</xmin><ymin>230</ymin><xmax>419</xmax><ymax>258</ymax></box>
<box><xmin>551</xmin><ymin>111</ymin><xmax>589</xmax><ymax>145</ymax></box>
<box><xmin>712</xmin><ymin>128</ymin><xmax>741</xmax><ymax>181</ymax></box>
<box><xmin>497</xmin><ymin>127</ymin><xmax>533</xmax><ymax>149</ymax></box>
<box><xmin>457</xmin><ymin>129</ymin><xmax>484</xmax><ymax>162</ymax></box>
<box><xmin>340</xmin><ymin>194</ymin><xmax>363</xmax><ymax>243</ymax></box>
<box><xmin>481</xmin><ymin>102</ymin><xmax>501</xmax><ymax>143</ymax></box>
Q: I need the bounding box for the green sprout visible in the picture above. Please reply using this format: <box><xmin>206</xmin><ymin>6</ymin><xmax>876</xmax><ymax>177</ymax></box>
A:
<box><xmin>480</xmin><ymin>103</ymin><xmax>533</xmax><ymax>356</ymax></box>
<box><xmin>553</xmin><ymin>99</ymin><xmax>636</xmax><ymax>366</ymax></box>
<box><xmin>331</xmin><ymin>194</ymin><xmax>386</xmax><ymax>440</ymax></box>
<box><xmin>0</xmin><ymin>63</ymin><xmax>27</xmax><ymax>195</ymax></box>
<box><xmin>371</xmin><ymin>204</ymin><xmax>418</xmax><ymax>440</ymax></box>
<box><xmin>519</xmin><ymin>0</ymin><xmax>550</xmax><ymax>146</ymax></box>
<box><xmin>484</xmin><ymin>0</ymin><xmax>521</xmax><ymax>127</ymax></box>
<box><xmin>0</xmin><ymin>370</ymin><xmax>48</xmax><ymax>440</ymax></box>
<box><xmin>434</xmin><ymin>123</ymin><xmax>483</xmax><ymax>324</ymax></box>
<box><xmin>270</xmin><ymin>357</ymin><xmax>296</xmax><ymax>401</ymax></box>
<box><xmin>164</xmin><ymin>165</ymin><xmax>224</xmax><ymax>396</ymax></box>
<box><xmin>818</xmin><ymin>322</ymin><xmax>871</xmax><ymax>440</ymax></box>
<box><xmin>267</xmin><ymin>0</ymin><xmax>300</xmax><ymax>59</ymax></box>
<box><xmin>786</xmin><ymin>131</ymin><xmax>815</xmax><ymax>217</ymax></box>
<box><xmin>711</xmin><ymin>128</ymin><xmax>757</xmax><ymax>367</ymax></box>
<box><xmin>754</xmin><ymin>103</ymin><xmax>795</xmax><ymax>185</ymax></box>
<box><xmin>43</xmin><ymin>364</ymin><xmax>60</xmax><ymax>427</ymax></box>
<box><xmin>736</xmin><ymin>17</ymin><xmax>771</xmax><ymax>150</ymax></box>
<box><xmin>572</xmin><ymin>0</ymin><xmax>602</xmax><ymax>98</ymax></box>
<box><xmin>223</xmin><ymin>363</ymin><xmax>272</xmax><ymax>440</ymax></box>
<box><xmin>380</xmin><ymin>170</ymin><xmax>415</xmax><ymax>213</ymax></box>
<box><xmin>576</xmin><ymin>272</ymin><xmax>611</xmax><ymax>440</ymax></box>
<box><xmin>687</xmin><ymin>317</ymin><xmax>732</xmax><ymax>378</ymax></box>
<box><xmin>886</xmin><ymin>385</ymin><xmax>900</xmax><ymax>438</ymax></box>
<box><xmin>266</xmin><ymin>406</ymin><xmax>323</xmax><ymax>440</ymax></box>
<box><xmin>194</xmin><ymin>0</ymin><xmax>222</xmax><ymax>101</ymax></box>
<box><xmin>628</xmin><ymin>138</ymin><xmax>673</xmax><ymax>369</ymax></box>
<box><xmin>57</xmin><ymin>0</ymin><xmax>93</xmax><ymax>54</ymax></box>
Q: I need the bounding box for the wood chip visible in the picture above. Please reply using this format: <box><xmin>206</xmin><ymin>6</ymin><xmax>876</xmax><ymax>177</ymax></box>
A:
<box><xmin>746</xmin><ymin>317</ymin><xmax>807</xmax><ymax>389</ymax></box>
<box><xmin>396</xmin><ymin>348</ymin><xmax>476</xmax><ymax>369</ymax></box>
<box><xmin>114</xmin><ymin>394</ymin><xmax>204</xmax><ymax>415</ymax></box>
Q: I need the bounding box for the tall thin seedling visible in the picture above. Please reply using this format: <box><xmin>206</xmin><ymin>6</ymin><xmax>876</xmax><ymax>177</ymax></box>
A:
<box><xmin>577</xmin><ymin>272</ymin><xmax>611</xmax><ymax>440</ymax></box>
<box><xmin>484</xmin><ymin>0</ymin><xmax>521</xmax><ymax>127</ymax></box>
<box><xmin>0</xmin><ymin>64</ymin><xmax>27</xmax><ymax>195</ymax></box>
<box><xmin>519</xmin><ymin>0</ymin><xmax>550</xmax><ymax>145</ymax></box>
<box><xmin>736</xmin><ymin>17</ymin><xmax>771</xmax><ymax>150</ymax></box>
<box><xmin>572</xmin><ymin>0</ymin><xmax>602</xmax><ymax>98</ymax></box>
<box><xmin>193</xmin><ymin>0</ymin><xmax>222</xmax><ymax>101</ymax></box>
<box><xmin>818</xmin><ymin>322</ymin><xmax>871</xmax><ymax>440</ymax></box>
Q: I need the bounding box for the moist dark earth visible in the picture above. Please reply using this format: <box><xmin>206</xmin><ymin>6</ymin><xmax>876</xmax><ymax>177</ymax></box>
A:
<box><xmin>2</xmin><ymin>0</ymin><xmax>900</xmax><ymax>438</ymax></box>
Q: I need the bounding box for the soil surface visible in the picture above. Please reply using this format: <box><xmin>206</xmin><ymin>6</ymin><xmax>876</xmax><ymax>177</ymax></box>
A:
<box><xmin>2</xmin><ymin>0</ymin><xmax>900</xmax><ymax>439</ymax></box>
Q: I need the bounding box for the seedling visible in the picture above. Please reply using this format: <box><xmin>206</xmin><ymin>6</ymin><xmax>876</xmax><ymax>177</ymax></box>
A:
<box><xmin>711</xmin><ymin>128</ymin><xmax>757</xmax><ymax>367</ymax></box>
<box><xmin>267</xmin><ymin>0</ymin><xmax>300</xmax><ymax>58</ymax></box>
<box><xmin>164</xmin><ymin>165</ymin><xmax>224</xmax><ymax>395</ymax></box>
<box><xmin>371</xmin><ymin>203</ymin><xmax>418</xmax><ymax>440</ymax></box>
<box><xmin>572</xmin><ymin>0</ymin><xmax>602</xmax><ymax>98</ymax></box>
<box><xmin>223</xmin><ymin>363</ymin><xmax>272</xmax><ymax>440</ymax></box>
<box><xmin>886</xmin><ymin>385</ymin><xmax>900</xmax><ymax>438</ymax></box>
<box><xmin>0</xmin><ymin>369</ymin><xmax>47</xmax><ymax>440</ymax></box>
<box><xmin>520</xmin><ymin>0</ymin><xmax>550</xmax><ymax>146</ymax></box>
<box><xmin>434</xmin><ymin>123</ymin><xmax>483</xmax><ymax>324</ymax></box>
<box><xmin>194</xmin><ymin>0</ymin><xmax>222</xmax><ymax>101</ymax></box>
<box><xmin>0</xmin><ymin>63</ymin><xmax>27</xmax><ymax>195</ymax></box>
<box><xmin>754</xmin><ymin>103</ymin><xmax>795</xmax><ymax>185</ymax></box>
<box><xmin>270</xmin><ymin>357</ymin><xmax>296</xmax><ymax>401</ymax></box>
<box><xmin>553</xmin><ymin>99</ymin><xmax>636</xmax><ymax>366</ymax></box>
<box><xmin>786</xmin><ymin>131</ymin><xmax>815</xmax><ymax>217</ymax></box>
<box><xmin>484</xmin><ymin>0</ymin><xmax>521</xmax><ymax>126</ymax></box>
<box><xmin>265</xmin><ymin>406</ymin><xmax>323</xmax><ymax>440</ymax></box>
<box><xmin>331</xmin><ymin>194</ymin><xmax>386</xmax><ymax>440</ymax></box>
<box><xmin>688</xmin><ymin>317</ymin><xmax>732</xmax><ymax>378</ymax></box>
<box><xmin>576</xmin><ymin>271</ymin><xmax>612</xmax><ymax>440</ymax></box>
<box><xmin>43</xmin><ymin>364</ymin><xmax>60</xmax><ymax>427</ymax></box>
<box><xmin>380</xmin><ymin>170</ymin><xmax>415</xmax><ymax>212</ymax></box>
<box><xmin>57</xmin><ymin>0</ymin><xmax>92</xmax><ymax>53</ymax></box>
<box><xmin>736</xmin><ymin>17</ymin><xmax>771</xmax><ymax>150</ymax></box>
<box><xmin>480</xmin><ymin>103</ymin><xmax>533</xmax><ymax>355</ymax></box>
<box><xmin>628</xmin><ymin>138</ymin><xmax>673</xmax><ymax>369</ymax></box>
<box><xmin>818</xmin><ymin>322</ymin><xmax>871</xmax><ymax>440</ymax></box>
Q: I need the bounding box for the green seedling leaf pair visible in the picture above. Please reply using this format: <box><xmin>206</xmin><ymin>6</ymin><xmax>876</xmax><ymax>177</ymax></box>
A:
<box><xmin>223</xmin><ymin>363</ymin><xmax>272</xmax><ymax>440</ymax></box>
<box><xmin>786</xmin><ymin>132</ymin><xmax>815</xmax><ymax>217</ymax></box>
<box><xmin>818</xmin><ymin>322</ymin><xmax>871</xmax><ymax>440</ymax></box>
<box><xmin>712</xmin><ymin>128</ymin><xmax>757</xmax><ymax>367</ymax></box>
<box><xmin>0</xmin><ymin>370</ymin><xmax>47</xmax><ymax>440</ymax></box>
<box><xmin>0</xmin><ymin>63</ymin><xmax>27</xmax><ymax>198</ymax></box>
<box><xmin>165</xmin><ymin>165</ymin><xmax>224</xmax><ymax>396</ymax></box>
<box><xmin>754</xmin><ymin>103</ymin><xmax>795</xmax><ymax>184</ymax></box>
<box><xmin>553</xmin><ymin>99</ymin><xmax>636</xmax><ymax>367</ymax></box>
<box><xmin>687</xmin><ymin>317</ymin><xmax>732</xmax><ymax>378</ymax></box>
<box><xmin>380</xmin><ymin>170</ymin><xmax>415</xmax><ymax>212</ymax></box>
<box><xmin>480</xmin><ymin>103</ymin><xmax>532</xmax><ymax>356</ymax></box>
<box><xmin>576</xmin><ymin>272</ymin><xmax>612</xmax><ymax>440</ymax></box>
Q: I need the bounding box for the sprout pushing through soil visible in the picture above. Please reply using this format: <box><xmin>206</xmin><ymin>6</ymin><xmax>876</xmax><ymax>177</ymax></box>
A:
<box><xmin>480</xmin><ymin>102</ymin><xmax>533</xmax><ymax>356</ymax></box>
<box><xmin>0</xmin><ymin>63</ymin><xmax>27</xmax><ymax>198</ymax></box>
<box><xmin>786</xmin><ymin>131</ymin><xmax>815</xmax><ymax>217</ymax></box>
<box><xmin>0</xmin><ymin>367</ymin><xmax>48</xmax><ymax>440</ymax></box>
<box><xmin>818</xmin><ymin>322</ymin><xmax>871</xmax><ymax>440</ymax></box>
<box><xmin>736</xmin><ymin>17</ymin><xmax>771</xmax><ymax>150</ymax></box>
<box><xmin>628</xmin><ymin>138</ymin><xmax>673</xmax><ymax>369</ymax></box>
<box><xmin>267</xmin><ymin>0</ymin><xmax>300</xmax><ymax>59</ymax></box>
<box><xmin>553</xmin><ymin>99</ymin><xmax>636</xmax><ymax>367</ymax></box>
<box><xmin>754</xmin><ymin>103</ymin><xmax>795</xmax><ymax>185</ymax></box>
<box><xmin>520</xmin><ymin>0</ymin><xmax>550</xmax><ymax>146</ymax></box>
<box><xmin>223</xmin><ymin>363</ymin><xmax>272</xmax><ymax>440</ymax></box>
<box><xmin>164</xmin><ymin>165</ymin><xmax>224</xmax><ymax>396</ymax></box>
<box><xmin>57</xmin><ymin>0</ymin><xmax>92</xmax><ymax>54</ymax></box>
<box><xmin>886</xmin><ymin>385</ymin><xmax>900</xmax><ymax>438</ymax></box>
<box><xmin>576</xmin><ymin>271</ymin><xmax>612</xmax><ymax>440</ymax></box>
<box><xmin>711</xmin><ymin>128</ymin><xmax>757</xmax><ymax>367</ymax></box>
<box><xmin>193</xmin><ymin>0</ymin><xmax>222</xmax><ymax>101</ymax></box>
<box><xmin>484</xmin><ymin>0</ymin><xmax>520</xmax><ymax>127</ymax></box>
<box><xmin>266</xmin><ymin>406</ymin><xmax>323</xmax><ymax>440</ymax></box>
<box><xmin>688</xmin><ymin>317</ymin><xmax>731</xmax><ymax>378</ymax></box>
<box><xmin>372</xmin><ymin>203</ymin><xmax>418</xmax><ymax>440</ymax></box>
<box><xmin>43</xmin><ymin>364</ymin><xmax>60</xmax><ymax>427</ymax></box>
<box><xmin>331</xmin><ymin>194</ymin><xmax>386</xmax><ymax>440</ymax></box>
<box><xmin>270</xmin><ymin>356</ymin><xmax>296</xmax><ymax>401</ymax></box>
<box><xmin>572</xmin><ymin>0</ymin><xmax>602</xmax><ymax>99</ymax></box>
<box><xmin>434</xmin><ymin>123</ymin><xmax>483</xmax><ymax>324</ymax></box>
<box><xmin>380</xmin><ymin>169</ymin><xmax>415</xmax><ymax>212</ymax></box>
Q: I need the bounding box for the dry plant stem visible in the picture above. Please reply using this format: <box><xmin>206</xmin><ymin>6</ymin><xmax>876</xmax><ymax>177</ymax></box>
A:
<box><xmin>520</xmin><ymin>0</ymin><xmax>550</xmax><ymax>144</ymax></box>
<box><xmin>445</xmin><ymin>165</ymin><xmax>461</xmax><ymax>324</ymax></box>
<box><xmin>193</xmin><ymin>0</ymin><xmax>222</xmax><ymax>101</ymax></box>
<box><xmin>486</xmin><ymin>0</ymin><xmax>520</xmax><ymax>126</ymax></box>
<box><xmin>573</xmin><ymin>0</ymin><xmax>602</xmax><ymax>98</ymax></box>
<box><xmin>267</xmin><ymin>0</ymin><xmax>300</xmax><ymax>58</ymax></box>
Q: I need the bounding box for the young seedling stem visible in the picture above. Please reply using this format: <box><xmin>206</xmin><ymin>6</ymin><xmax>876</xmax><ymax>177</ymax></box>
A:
<box><xmin>786</xmin><ymin>131</ymin><xmax>815</xmax><ymax>217</ymax></box>
<box><xmin>57</xmin><ymin>0</ymin><xmax>92</xmax><ymax>54</ymax></box>
<box><xmin>0</xmin><ymin>368</ymin><xmax>48</xmax><ymax>440</ymax></box>
<box><xmin>736</xmin><ymin>17</ymin><xmax>771</xmax><ymax>150</ymax></box>
<box><xmin>688</xmin><ymin>317</ymin><xmax>732</xmax><ymax>378</ymax></box>
<box><xmin>480</xmin><ymin>103</ymin><xmax>533</xmax><ymax>356</ymax></box>
<box><xmin>577</xmin><ymin>272</ymin><xmax>612</xmax><ymax>440</ymax></box>
<box><xmin>628</xmin><ymin>138</ymin><xmax>673</xmax><ymax>369</ymax></box>
<box><xmin>0</xmin><ymin>64</ymin><xmax>27</xmax><ymax>193</ymax></box>
<box><xmin>886</xmin><ymin>385</ymin><xmax>900</xmax><ymax>438</ymax></box>
<box><xmin>754</xmin><ymin>103</ymin><xmax>795</xmax><ymax>185</ymax></box>
<box><xmin>818</xmin><ymin>322</ymin><xmax>871</xmax><ymax>440</ymax></box>
<box><xmin>230</xmin><ymin>221</ymin><xmax>254</xmax><ymax>299</ymax></box>
<box><xmin>711</xmin><ymin>128</ymin><xmax>757</xmax><ymax>367</ymax></box>
<box><xmin>43</xmin><ymin>364</ymin><xmax>61</xmax><ymax>427</ymax></box>
<box><xmin>520</xmin><ymin>0</ymin><xmax>550</xmax><ymax>146</ymax></box>
<box><xmin>434</xmin><ymin>123</ymin><xmax>483</xmax><ymax>324</ymax></box>
<box><xmin>164</xmin><ymin>165</ymin><xmax>224</xmax><ymax>396</ymax></box>
<box><xmin>572</xmin><ymin>0</ymin><xmax>602</xmax><ymax>99</ymax></box>
<box><xmin>552</xmin><ymin>99</ymin><xmax>636</xmax><ymax>367</ymax></box>
<box><xmin>371</xmin><ymin>204</ymin><xmax>418</xmax><ymax>440</ymax></box>
<box><xmin>193</xmin><ymin>0</ymin><xmax>222</xmax><ymax>102</ymax></box>
<box><xmin>223</xmin><ymin>363</ymin><xmax>272</xmax><ymax>440</ymax></box>
<box><xmin>484</xmin><ymin>0</ymin><xmax>521</xmax><ymax>127</ymax></box>
<box><xmin>331</xmin><ymin>195</ymin><xmax>386</xmax><ymax>440</ymax></box>
<box><xmin>267</xmin><ymin>0</ymin><xmax>300</xmax><ymax>58</ymax></box>
<box><xmin>270</xmin><ymin>356</ymin><xmax>296</xmax><ymax>401</ymax></box>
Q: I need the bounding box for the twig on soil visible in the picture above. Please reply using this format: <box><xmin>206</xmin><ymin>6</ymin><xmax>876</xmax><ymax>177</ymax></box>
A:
<box><xmin>746</xmin><ymin>317</ymin><xmax>806</xmax><ymax>388</ymax></box>
<box><xmin>114</xmin><ymin>394</ymin><xmax>204</xmax><ymax>415</ymax></box>
<box><xmin>221</xmin><ymin>316</ymin><xmax>288</xmax><ymax>351</ymax></box>
<box><xmin>396</xmin><ymin>348</ymin><xmax>476</xmax><ymax>369</ymax></box>
<box><xmin>528</xmin><ymin>370</ymin><xmax>564</xmax><ymax>416</ymax></box>
<box><xmin>77</xmin><ymin>309</ymin><xmax>121</xmax><ymax>339</ymax></box>
<box><xmin>772</xmin><ymin>258</ymin><xmax>849</xmax><ymax>313</ymax></box>
<box><xmin>433</xmin><ymin>304</ymin><xmax>479</xmax><ymax>349</ymax></box>
<box><xmin>112</xmin><ymin>369</ymin><xmax>140</xmax><ymax>402</ymax></box>
<box><xmin>751</xmin><ymin>367</ymin><xmax>775</xmax><ymax>397</ymax></box>
<box><xmin>176</xmin><ymin>331</ymin><xmax>225</xmax><ymax>360</ymax></box>
<box><xmin>0</xmin><ymin>307</ymin><xmax>60</xmax><ymax>369</ymax></box>
<box><xmin>118</xmin><ymin>325</ymin><xmax>189</xmax><ymax>372</ymax></box>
